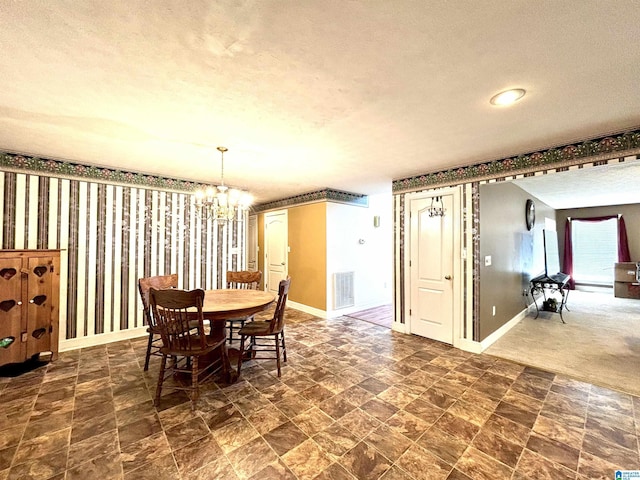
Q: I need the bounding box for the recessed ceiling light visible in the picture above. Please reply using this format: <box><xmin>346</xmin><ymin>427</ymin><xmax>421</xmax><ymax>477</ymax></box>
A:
<box><xmin>490</xmin><ymin>88</ymin><xmax>526</xmax><ymax>106</ymax></box>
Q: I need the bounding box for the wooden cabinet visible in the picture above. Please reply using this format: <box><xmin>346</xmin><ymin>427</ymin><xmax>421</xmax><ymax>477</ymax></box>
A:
<box><xmin>0</xmin><ymin>250</ymin><xmax>60</xmax><ymax>367</ymax></box>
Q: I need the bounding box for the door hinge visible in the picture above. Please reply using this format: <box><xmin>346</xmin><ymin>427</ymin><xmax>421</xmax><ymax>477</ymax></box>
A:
<box><xmin>50</xmin><ymin>265</ymin><xmax>54</xmax><ymax>272</ymax></box>
<box><xmin>409</xmin><ymin>309</ymin><xmax>412</xmax><ymax>316</ymax></box>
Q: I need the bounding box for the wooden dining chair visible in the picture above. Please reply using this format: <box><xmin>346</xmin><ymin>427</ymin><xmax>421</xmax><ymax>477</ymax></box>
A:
<box><xmin>149</xmin><ymin>288</ymin><xmax>228</xmax><ymax>410</ymax></box>
<box><xmin>138</xmin><ymin>273</ymin><xmax>178</xmax><ymax>371</ymax></box>
<box><xmin>225</xmin><ymin>270</ymin><xmax>262</xmax><ymax>344</ymax></box>
<box><xmin>237</xmin><ymin>276</ymin><xmax>291</xmax><ymax>377</ymax></box>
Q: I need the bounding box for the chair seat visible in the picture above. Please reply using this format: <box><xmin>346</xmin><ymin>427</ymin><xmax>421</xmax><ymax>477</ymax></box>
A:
<box><xmin>159</xmin><ymin>333</ymin><xmax>225</xmax><ymax>357</ymax></box>
<box><xmin>238</xmin><ymin>321</ymin><xmax>278</xmax><ymax>337</ymax></box>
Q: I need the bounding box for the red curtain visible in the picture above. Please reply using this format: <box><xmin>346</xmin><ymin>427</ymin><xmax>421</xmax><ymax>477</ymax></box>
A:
<box><xmin>563</xmin><ymin>219</ymin><xmax>574</xmax><ymax>289</ymax></box>
<box><xmin>562</xmin><ymin>215</ymin><xmax>631</xmax><ymax>289</ymax></box>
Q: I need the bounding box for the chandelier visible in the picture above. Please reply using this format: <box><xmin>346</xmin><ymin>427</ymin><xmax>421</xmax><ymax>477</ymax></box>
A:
<box><xmin>194</xmin><ymin>146</ymin><xmax>253</xmax><ymax>222</ymax></box>
<box><xmin>427</xmin><ymin>196</ymin><xmax>446</xmax><ymax>217</ymax></box>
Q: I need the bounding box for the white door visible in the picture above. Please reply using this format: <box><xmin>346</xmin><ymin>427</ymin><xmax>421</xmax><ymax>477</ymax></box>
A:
<box><xmin>264</xmin><ymin>210</ymin><xmax>288</xmax><ymax>296</ymax></box>
<box><xmin>409</xmin><ymin>194</ymin><xmax>454</xmax><ymax>344</ymax></box>
<box><xmin>247</xmin><ymin>215</ymin><xmax>258</xmax><ymax>271</ymax></box>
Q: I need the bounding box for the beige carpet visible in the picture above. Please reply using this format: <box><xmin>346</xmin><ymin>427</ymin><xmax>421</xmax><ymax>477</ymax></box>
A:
<box><xmin>485</xmin><ymin>289</ymin><xmax>640</xmax><ymax>396</ymax></box>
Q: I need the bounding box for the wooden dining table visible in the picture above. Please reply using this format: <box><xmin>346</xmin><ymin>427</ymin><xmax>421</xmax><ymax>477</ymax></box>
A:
<box><xmin>201</xmin><ymin>289</ymin><xmax>274</xmax><ymax>383</ymax></box>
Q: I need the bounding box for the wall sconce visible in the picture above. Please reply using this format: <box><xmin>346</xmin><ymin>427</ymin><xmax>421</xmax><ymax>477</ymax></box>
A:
<box><xmin>373</xmin><ymin>216</ymin><xmax>380</xmax><ymax>228</ymax></box>
<box><xmin>427</xmin><ymin>196</ymin><xmax>446</xmax><ymax>217</ymax></box>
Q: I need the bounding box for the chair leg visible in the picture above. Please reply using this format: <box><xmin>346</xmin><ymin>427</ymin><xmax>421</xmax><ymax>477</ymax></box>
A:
<box><xmin>227</xmin><ymin>321</ymin><xmax>233</xmax><ymax>344</ymax></box>
<box><xmin>281</xmin><ymin>331</ymin><xmax>287</xmax><ymax>363</ymax></box>
<box><xmin>144</xmin><ymin>331</ymin><xmax>154</xmax><ymax>371</ymax></box>
<box><xmin>275</xmin><ymin>334</ymin><xmax>281</xmax><ymax>377</ymax></box>
<box><xmin>190</xmin><ymin>356</ymin><xmax>199</xmax><ymax>410</ymax></box>
<box><xmin>155</xmin><ymin>354</ymin><xmax>167</xmax><ymax>406</ymax></box>
<box><xmin>237</xmin><ymin>335</ymin><xmax>246</xmax><ymax>376</ymax></box>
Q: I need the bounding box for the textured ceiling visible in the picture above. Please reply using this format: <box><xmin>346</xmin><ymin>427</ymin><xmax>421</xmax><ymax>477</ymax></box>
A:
<box><xmin>1</xmin><ymin>1</ymin><xmax>639</xmax><ymax>205</ymax></box>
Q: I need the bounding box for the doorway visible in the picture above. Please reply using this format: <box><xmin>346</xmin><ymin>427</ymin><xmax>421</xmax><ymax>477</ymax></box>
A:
<box><xmin>264</xmin><ymin>210</ymin><xmax>288</xmax><ymax>296</ymax></box>
<box><xmin>407</xmin><ymin>189</ymin><xmax>462</xmax><ymax>345</ymax></box>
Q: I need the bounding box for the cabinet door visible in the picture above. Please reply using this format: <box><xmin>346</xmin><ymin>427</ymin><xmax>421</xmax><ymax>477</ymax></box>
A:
<box><xmin>25</xmin><ymin>256</ymin><xmax>54</xmax><ymax>357</ymax></box>
<box><xmin>0</xmin><ymin>257</ymin><xmax>25</xmax><ymax>365</ymax></box>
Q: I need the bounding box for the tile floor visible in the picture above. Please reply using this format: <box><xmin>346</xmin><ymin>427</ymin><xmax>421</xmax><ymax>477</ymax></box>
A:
<box><xmin>1</xmin><ymin>308</ymin><xmax>639</xmax><ymax>480</ymax></box>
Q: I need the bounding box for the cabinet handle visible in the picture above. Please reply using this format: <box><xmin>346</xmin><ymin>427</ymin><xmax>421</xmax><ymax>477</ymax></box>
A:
<box><xmin>17</xmin><ymin>301</ymin><xmax>23</xmax><ymax>306</ymax></box>
<box><xmin>29</xmin><ymin>299</ymin><xmax>34</xmax><ymax>304</ymax></box>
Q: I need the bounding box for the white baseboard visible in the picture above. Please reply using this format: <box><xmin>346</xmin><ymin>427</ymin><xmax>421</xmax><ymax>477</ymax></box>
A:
<box><xmin>456</xmin><ymin>338</ymin><xmax>483</xmax><ymax>354</ymax></box>
<box><xmin>287</xmin><ymin>301</ymin><xmax>328</xmax><ymax>319</ymax></box>
<box><xmin>391</xmin><ymin>321</ymin><xmax>408</xmax><ymax>334</ymax></box>
<box><xmin>478</xmin><ymin>307</ymin><xmax>528</xmax><ymax>352</ymax></box>
<box><xmin>59</xmin><ymin>327</ymin><xmax>148</xmax><ymax>352</ymax></box>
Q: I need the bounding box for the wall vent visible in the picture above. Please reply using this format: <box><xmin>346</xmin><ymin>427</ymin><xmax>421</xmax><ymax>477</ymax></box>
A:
<box><xmin>333</xmin><ymin>272</ymin><xmax>355</xmax><ymax>309</ymax></box>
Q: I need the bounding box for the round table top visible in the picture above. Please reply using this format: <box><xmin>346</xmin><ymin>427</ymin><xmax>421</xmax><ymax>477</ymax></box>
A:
<box><xmin>201</xmin><ymin>289</ymin><xmax>274</xmax><ymax>320</ymax></box>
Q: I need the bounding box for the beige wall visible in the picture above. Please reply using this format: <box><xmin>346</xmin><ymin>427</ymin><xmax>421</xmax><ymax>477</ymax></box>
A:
<box><xmin>479</xmin><ymin>182</ymin><xmax>555</xmax><ymax>341</ymax></box>
<box><xmin>257</xmin><ymin>203</ymin><xmax>327</xmax><ymax>310</ymax></box>
<box><xmin>288</xmin><ymin>203</ymin><xmax>327</xmax><ymax>310</ymax></box>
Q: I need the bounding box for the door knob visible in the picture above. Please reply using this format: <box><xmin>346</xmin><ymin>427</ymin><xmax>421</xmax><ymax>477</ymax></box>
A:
<box><xmin>444</xmin><ymin>275</ymin><xmax>452</xmax><ymax>280</ymax></box>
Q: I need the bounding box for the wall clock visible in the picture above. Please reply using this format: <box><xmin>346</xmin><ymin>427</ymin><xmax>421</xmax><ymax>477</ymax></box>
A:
<box><xmin>525</xmin><ymin>199</ymin><xmax>535</xmax><ymax>231</ymax></box>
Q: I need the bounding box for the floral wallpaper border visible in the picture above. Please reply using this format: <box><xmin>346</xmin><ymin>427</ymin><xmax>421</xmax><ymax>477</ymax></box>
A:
<box><xmin>252</xmin><ymin>188</ymin><xmax>369</xmax><ymax>212</ymax></box>
<box><xmin>0</xmin><ymin>152</ymin><xmax>369</xmax><ymax>210</ymax></box>
<box><xmin>393</xmin><ymin>128</ymin><xmax>640</xmax><ymax>193</ymax></box>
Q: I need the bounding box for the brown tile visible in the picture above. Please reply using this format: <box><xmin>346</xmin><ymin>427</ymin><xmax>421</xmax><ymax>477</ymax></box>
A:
<box><xmin>433</xmin><ymin>411</ymin><xmax>479</xmax><ymax>443</ymax></box>
<box><xmin>313</xmin><ymin>423</ymin><xmax>360</xmax><ymax>458</ymax></box>
<box><xmin>67</xmin><ymin>429</ymin><xmax>119</xmax><ymax>469</ymax></box>
<box><xmin>263</xmin><ymin>421</ymin><xmax>308</xmax><ymax>456</ymax></box>
<box><xmin>0</xmin><ymin>446</ymin><xmax>17</xmax><ymax>471</ymax></box>
<box><xmin>292</xmin><ymin>407</ymin><xmax>334</xmax><ymax>436</ymax></box>
<box><xmin>118</xmin><ymin>413</ymin><xmax>163</xmax><ymax>448</ymax></box>
<box><xmin>360</xmin><ymin>398</ymin><xmax>398</xmax><ymax>422</ymax></box>
<box><xmin>494</xmin><ymin>400</ymin><xmax>538</xmax><ymax>429</ymax></box>
<box><xmin>386</xmin><ymin>410</ymin><xmax>432</xmax><ymax>441</ymax></box>
<box><xmin>124</xmin><ymin>454</ymin><xmax>180</xmax><ymax>480</ymax></box>
<box><xmin>282</xmin><ymin>438</ymin><xmax>333</xmax><ymax>480</ymax></box>
<box><xmin>395</xmin><ymin>443</ymin><xmax>452</xmax><ymax>480</ymax></box>
<box><xmin>514</xmin><ymin>448</ymin><xmax>575</xmax><ymax>480</ymax></box>
<box><xmin>532</xmin><ymin>415</ymin><xmax>583</xmax><ymax>450</ymax></box>
<box><xmin>358</xmin><ymin>377</ymin><xmax>391</xmax><ymax>395</ymax></box>
<box><xmin>581</xmin><ymin>432</ymin><xmax>639</xmax><ymax>468</ymax></box>
<box><xmin>173</xmin><ymin>434</ymin><xmax>223</xmax><ymax>474</ymax></box>
<box><xmin>526</xmin><ymin>432</ymin><xmax>580</xmax><ymax>471</ymax></box>
<box><xmin>22</xmin><ymin>411</ymin><xmax>72</xmax><ymax>441</ymax></box>
<box><xmin>341</xmin><ymin>441</ymin><xmax>392</xmax><ymax>479</ymax></box>
<box><xmin>319</xmin><ymin>395</ymin><xmax>356</xmax><ymax>420</ymax></box>
<box><xmin>454</xmin><ymin>446</ymin><xmax>512</xmax><ymax>480</ymax></box>
<box><xmin>202</xmin><ymin>403</ymin><xmax>243</xmax><ymax>431</ymax></box>
<box><xmin>0</xmin><ymin>425</ymin><xmax>26</xmax><ymax>450</ymax></box>
<box><xmin>337</xmin><ymin>409</ymin><xmax>381</xmax><ymax>440</ymax></box>
<box><xmin>13</xmin><ymin>427</ymin><xmax>70</xmax><ymax>465</ymax></box>
<box><xmin>312</xmin><ymin>462</ymin><xmax>356</xmax><ymax>480</ymax></box>
<box><xmin>247</xmin><ymin>458</ymin><xmax>296</xmax><ymax>480</ymax></box>
<box><xmin>71</xmin><ymin>411</ymin><xmax>116</xmax><ymax>444</ymax></box>
<box><xmin>364</xmin><ymin>424</ymin><xmax>412</xmax><ymax>462</ymax></box>
<box><xmin>246</xmin><ymin>406</ymin><xmax>289</xmax><ymax>435</ymax></box>
<box><xmin>117</xmin><ymin>399</ymin><xmax>158</xmax><ymax>427</ymax></box>
<box><xmin>211</xmin><ymin>417</ymin><xmax>259</xmax><ymax>454</ymax></box>
<box><xmin>227</xmin><ymin>436</ymin><xmax>280</xmax><ymax>478</ymax></box>
<box><xmin>378</xmin><ymin>386</ymin><xmax>417</xmax><ymax>409</ymax></box>
<box><xmin>164</xmin><ymin>416</ymin><xmax>210</xmax><ymax>450</ymax></box>
<box><xmin>416</xmin><ymin>426</ymin><xmax>467</xmax><ymax>465</ymax></box>
<box><xmin>472</xmin><ymin>427</ymin><xmax>523</xmax><ymax>468</ymax></box>
<box><xmin>585</xmin><ymin>414</ymin><xmax>638</xmax><ymax>450</ymax></box>
<box><xmin>446</xmin><ymin>399</ymin><xmax>492</xmax><ymax>427</ymax></box>
<box><xmin>66</xmin><ymin>451</ymin><xmax>123</xmax><ymax>480</ymax></box>
<box><xmin>300</xmin><ymin>384</ymin><xmax>335</xmax><ymax>404</ymax></box>
<box><xmin>404</xmin><ymin>398</ymin><xmax>445</xmax><ymax>424</ymax></box>
<box><xmin>6</xmin><ymin>447</ymin><xmax>68</xmax><ymax>480</ymax></box>
<box><xmin>186</xmin><ymin>456</ymin><xmax>238</xmax><ymax>480</ymax></box>
<box><xmin>420</xmin><ymin>386</ymin><xmax>457</xmax><ymax>409</ymax></box>
<box><xmin>577</xmin><ymin>451</ymin><xmax>621</xmax><ymax>480</ymax></box>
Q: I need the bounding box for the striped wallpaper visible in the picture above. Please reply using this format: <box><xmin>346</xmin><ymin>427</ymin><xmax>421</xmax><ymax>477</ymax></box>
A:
<box><xmin>0</xmin><ymin>171</ymin><xmax>246</xmax><ymax>341</ymax></box>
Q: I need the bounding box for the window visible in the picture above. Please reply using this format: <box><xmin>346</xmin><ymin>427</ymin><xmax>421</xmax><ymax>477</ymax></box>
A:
<box><xmin>571</xmin><ymin>218</ymin><xmax>617</xmax><ymax>285</ymax></box>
